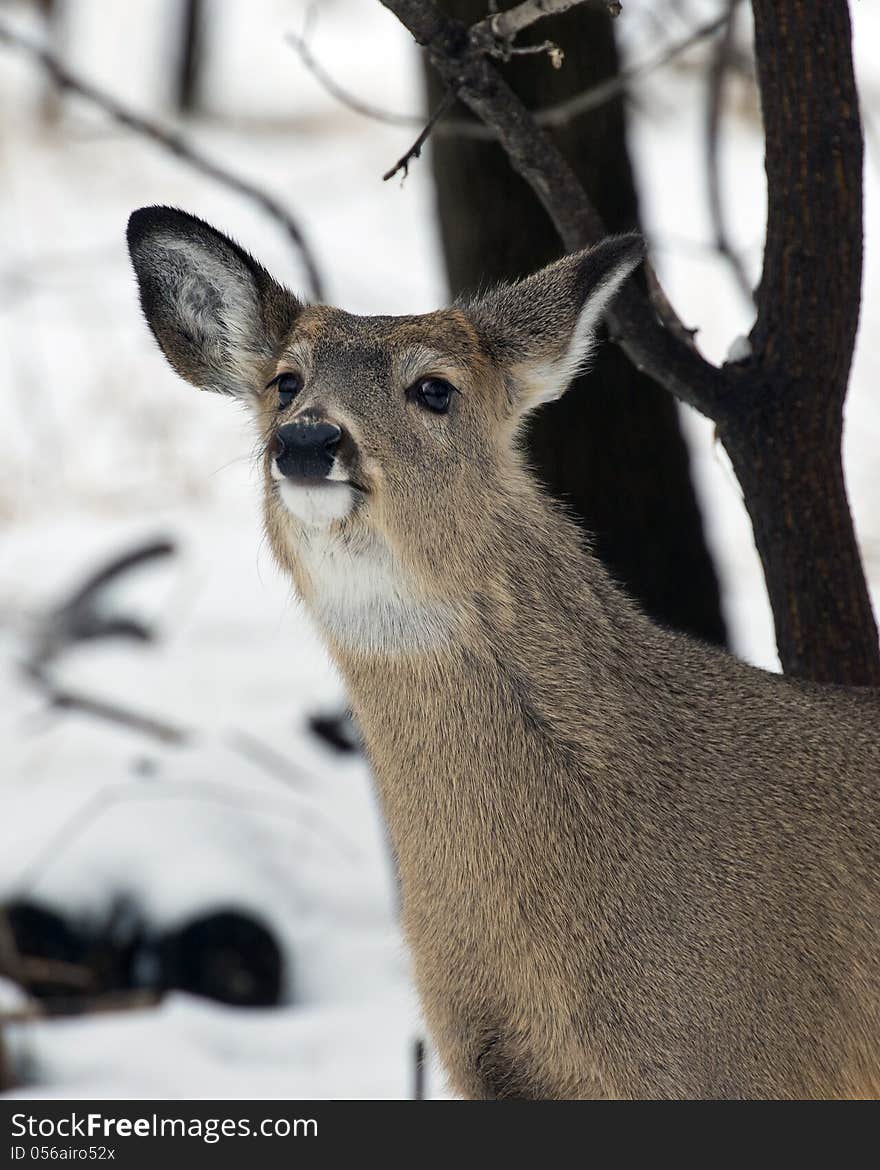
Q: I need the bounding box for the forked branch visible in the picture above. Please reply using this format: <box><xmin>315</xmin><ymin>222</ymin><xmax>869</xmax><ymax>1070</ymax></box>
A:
<box><xmin>382</xmin><ymin>0</ymin><xmax>879</xmax><ymax>685</ymax></box>
<box><xmin>379</xmin><ymin>0</ymin><xmax>729</xmax><ymax>415</ymax></box>
<box><xmin>289</xmin><ymin>7</ymin><xmax>734</xmax><ymax>138</ymax></box>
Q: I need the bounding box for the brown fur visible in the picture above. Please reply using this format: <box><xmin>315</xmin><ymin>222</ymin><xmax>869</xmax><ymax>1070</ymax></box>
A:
<box><xmin>128</xmin><ymin>208</ymin><xmax>880</xmax><ymax>1099</ymax></box>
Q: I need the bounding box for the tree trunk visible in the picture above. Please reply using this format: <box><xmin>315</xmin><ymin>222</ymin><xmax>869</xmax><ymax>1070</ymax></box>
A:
<box><xmin>426</xmin><ymin>1</ymin><xmax>726</xmax><ymax>646</ymax></box>
<box><xmin>713</xmin><ymin>0</ymin><xmax>879</xmax><ymax>684</ymax></box>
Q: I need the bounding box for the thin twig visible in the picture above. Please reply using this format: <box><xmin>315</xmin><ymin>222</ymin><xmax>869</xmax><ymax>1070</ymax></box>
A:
<box><xmin>534</xmin><ymin>6</ymin><xmax>738</xmax><ymax>130</ymax></box>
<box><xmin>286</xmin><ymin>28</ymin><xmax>417</xmax><ymax>128</ymax></box>
<box><xmin>498</xmin><ymin>39</ymin><xmax>564</xmax><ymax>66</ymax></box>
<box><xmin>20</xmin><ymin>539</ymin><xmax>326</xmax><ymax>801</ymax></box>
<box><xmin>0</xmin><ymin>22</ymin><xmax>324</xmax><ymax>300</ymax></box>
<box><xmin>483</xmin><ymin>0</ymin><xmax>620</xmax><ymax>49</ymax></box>
<box><xmin>382</xmin><ymin>89</ymin><xmax>458</xmax><ymax>182</ymax></box>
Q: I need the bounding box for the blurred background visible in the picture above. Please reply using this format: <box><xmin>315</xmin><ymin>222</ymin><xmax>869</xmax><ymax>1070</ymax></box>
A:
<box><xmin>0</xmin><ymin>0</ymin><xmax>878</xmax><ymax>1099</ymax></box>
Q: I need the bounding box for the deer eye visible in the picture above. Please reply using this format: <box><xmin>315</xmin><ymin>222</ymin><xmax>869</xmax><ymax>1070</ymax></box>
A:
<box><xmin>411</xmin><ymin>377</ymin><xmax>456</xmax><ymax>415</ymax></box>
<box><xmin>268</xmin><ymin>372</ymin><xmax>303</xmax><ymax>410</ymax></box>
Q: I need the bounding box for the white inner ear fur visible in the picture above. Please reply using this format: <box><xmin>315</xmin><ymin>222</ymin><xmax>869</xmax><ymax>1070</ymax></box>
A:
<box><xmin>152</xmin><ymin>233</ymin><xmax>266</xmax><ymax>396</ymax></box>
<box><xmin>515</xmin><ymin>262</ymin><xmax>637</xmax><ymax>409</ymax></box>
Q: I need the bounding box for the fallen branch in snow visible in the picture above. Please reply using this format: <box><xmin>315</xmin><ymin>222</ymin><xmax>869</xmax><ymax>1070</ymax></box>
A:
<box><xmin>27</xmin><ymin>670</ymin><xmax>191</xmax><ymax>746</ymax></box>
<box><xmin>23</xmin><ymin>536</ymin><xmax>190</xmax><ymax>745</ymax></box>
<box><xmin>0</xmin><ymin>22</ymin><xmax>325</xmax><ymax>301</ymax></box>
<box><xmin>30</xmin><ymin>539</ymin><xmax>174</xmax><ymax>671</ymax></box>
<box><xmin>18</xmin><ymin>541</ymin><xmax>327</xmax><ymax>810</ymax></box>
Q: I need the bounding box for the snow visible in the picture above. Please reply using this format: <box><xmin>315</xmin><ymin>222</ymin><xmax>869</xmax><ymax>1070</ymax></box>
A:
<box><xmin>0</xmin><ymin>0</ymin><xmax>878</xmax><ymax>1099</ymax></box>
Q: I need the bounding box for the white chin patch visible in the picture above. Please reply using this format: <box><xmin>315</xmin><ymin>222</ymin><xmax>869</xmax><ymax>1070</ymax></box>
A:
<box><xmin>277</xmin><ymin>479</ymin><xmax>354</xmax><ymax>527</ymax></box>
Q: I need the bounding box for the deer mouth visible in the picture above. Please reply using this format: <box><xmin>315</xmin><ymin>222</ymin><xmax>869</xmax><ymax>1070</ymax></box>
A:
<box><xmin>275</xmin><ymin>477</ymin><xmax>361</xmax><ymax>527</ymax></box>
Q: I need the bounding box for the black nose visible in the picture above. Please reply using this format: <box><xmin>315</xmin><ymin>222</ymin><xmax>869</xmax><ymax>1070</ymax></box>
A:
<box><xmin>273</xmin><ymin>421</ymin><xmax>342</xmax><ymax>481</ymax></box>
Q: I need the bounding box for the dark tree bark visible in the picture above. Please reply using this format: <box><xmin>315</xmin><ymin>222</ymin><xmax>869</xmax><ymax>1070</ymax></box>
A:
<box><xmin>426</xmin><ymin>1</ymin><xmax>726</xmax><ymax>645</ymax></box>
<box><xmin>381</xmin><ymin>0</ymin><xmax>880</xmax><ymax>686</ymax></box>
<box><xmin>714</xmin><ymin>0</ymin><xmax>876</xmax><ymax>684</ymax></box>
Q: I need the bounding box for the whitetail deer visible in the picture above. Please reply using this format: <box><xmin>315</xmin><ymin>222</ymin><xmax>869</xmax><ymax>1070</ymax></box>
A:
<box><xmin>128</xmin><ymin>206</ymin><xmax>880</xmax><ymax>1100</ymax></box>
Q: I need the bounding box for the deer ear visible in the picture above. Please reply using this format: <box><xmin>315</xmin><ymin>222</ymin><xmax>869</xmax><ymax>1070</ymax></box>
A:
<box><xmin>467</xmin><ymin>234</ymin><xmax>644</xmax><ymax>414</ymax></box>
<box><xmin>127</xmin><ymin>206</ymin><xmax>301</xmax><ymax>398</ymax></box>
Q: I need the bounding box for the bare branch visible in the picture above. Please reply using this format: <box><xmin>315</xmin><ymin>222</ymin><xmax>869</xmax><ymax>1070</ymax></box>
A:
<box><xmin>380</xmin><ymin>0</ymin><xmax>730</xmax><ymax>416</ymax></box>
<box><xmin>535</xmin><ymin>6</ymin><xmax>738</xmax><ymax>130</ymax></box>
<box><xmin>286</xmin><ymin>28</ymin><xmax>418</xmax><ymax>128</ymax></box>
<box><xmin>495</xmin><ymin>38</ymin><xmax>564</xmax><ymax>66</ymax></box>
<box><xmin>383</xmin><ymin>88</ymin><xmax>458</xmax><ymax>182</ymax></box>
<box><xmin>0</xmin><ymin>22</ymin><xmax>325</xmax><ymax>301</ymax></box>
<box><xmin>470</xmin><ymin>3</ymin><xmax>615</xmax><ymax>69</ymax></box>
<box><xmin>287</xmin><ymin>8</ymin><xmax>737</xmax><ymax>143</ymax></box>
<box><xmin>482</xmin><ymin>0</ymin><xmax>620</xmax><ymax>50</ymax></box>
<box><xmin>286</xmin><ymin>26</ymin><xmax>480</xmax><ymax>136</ymax></box>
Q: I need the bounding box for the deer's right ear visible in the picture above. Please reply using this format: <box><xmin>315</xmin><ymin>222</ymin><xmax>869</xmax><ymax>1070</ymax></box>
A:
<box><xmin>127</xmin><ymin>206</ymin><xmax>301</xmax><ymax>397</ymax></box>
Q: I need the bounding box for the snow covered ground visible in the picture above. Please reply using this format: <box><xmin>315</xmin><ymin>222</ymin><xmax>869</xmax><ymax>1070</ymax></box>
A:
<box><xmin>0</xmin><ymin>0</ymin><xmax>878</xmax><ymax>1099</ymax></box>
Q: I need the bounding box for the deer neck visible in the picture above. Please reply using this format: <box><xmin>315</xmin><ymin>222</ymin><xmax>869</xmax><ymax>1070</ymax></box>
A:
<box><xmin>299</xmin><ymin>482</ymin><xmax>642</xmax><ymax>906</ymax></box>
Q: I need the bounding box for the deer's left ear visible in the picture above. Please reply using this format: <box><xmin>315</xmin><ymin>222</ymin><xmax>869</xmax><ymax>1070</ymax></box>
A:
<box><xmin>466</xmin><ymin>234</ymin><xmax>644</xmax><ymax>414</ymax></box>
